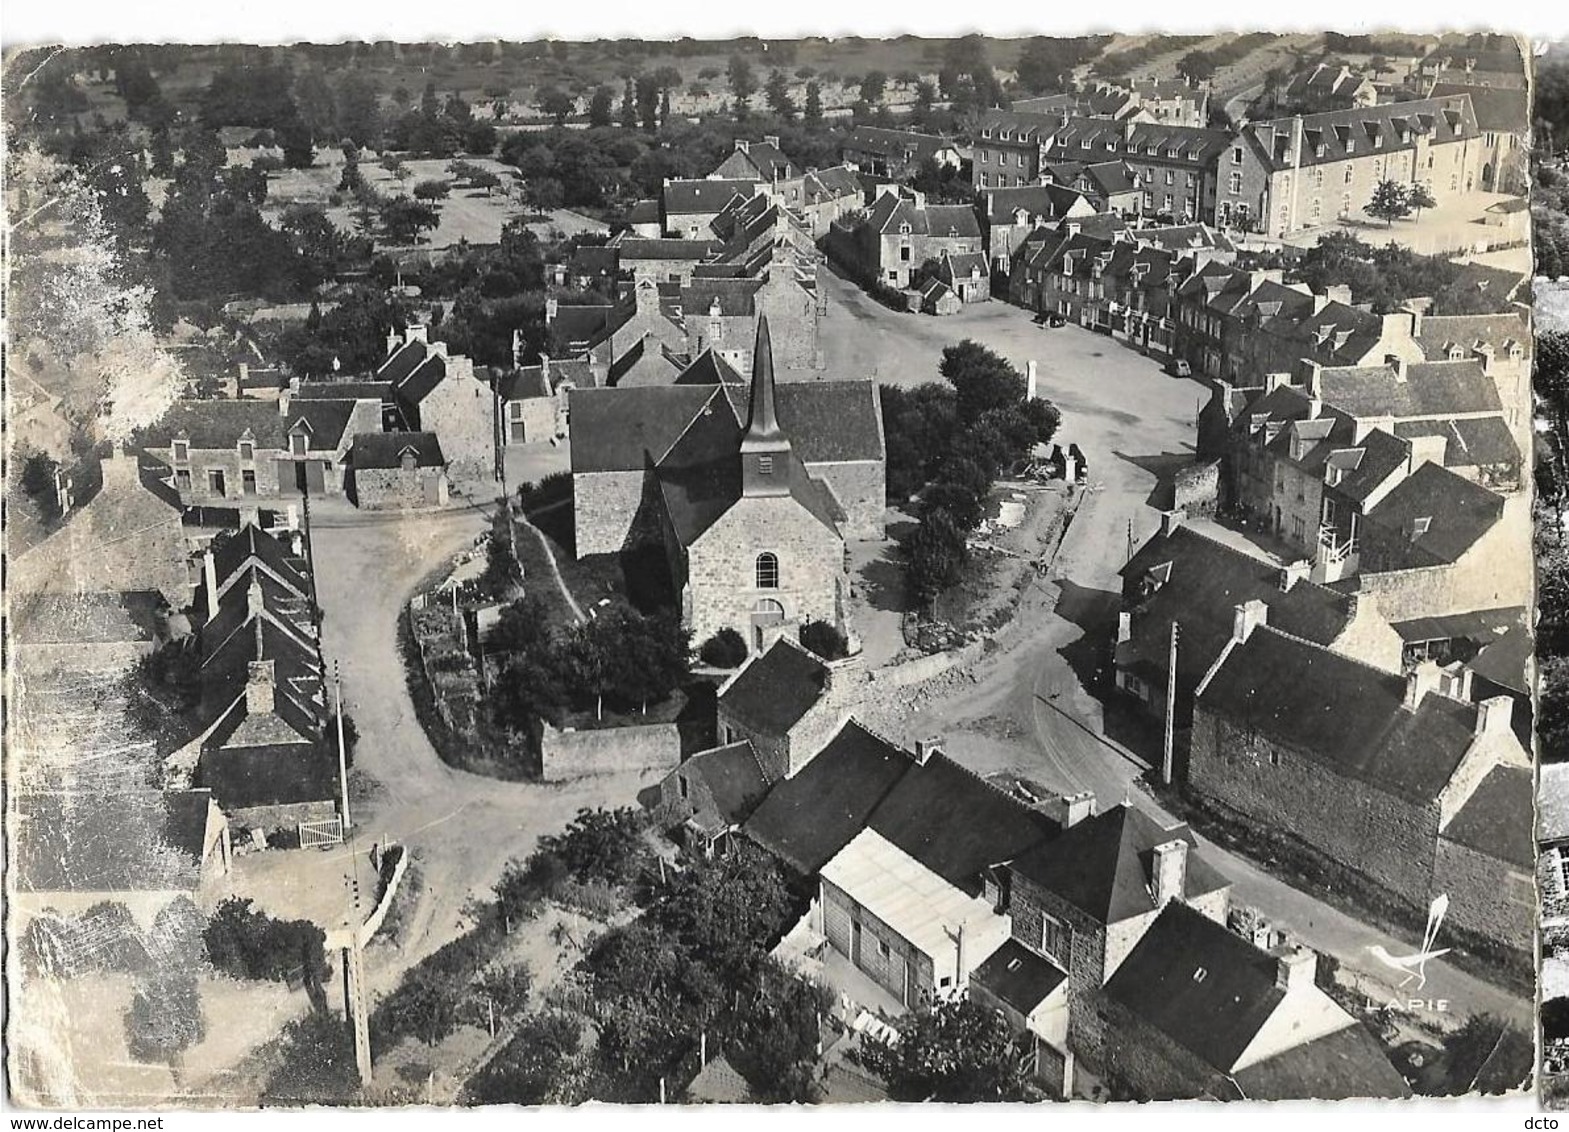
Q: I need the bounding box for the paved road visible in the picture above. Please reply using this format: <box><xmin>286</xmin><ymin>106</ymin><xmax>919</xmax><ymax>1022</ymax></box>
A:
<box><xmin>308</xmin><ymin>498</ymin><xmax>667</xmax><ymax>999</ymax></box>
<box><xmin>827</xmin><ymin>295</ymin><xmax>1534</xmax><ymax>1028</ymax></box>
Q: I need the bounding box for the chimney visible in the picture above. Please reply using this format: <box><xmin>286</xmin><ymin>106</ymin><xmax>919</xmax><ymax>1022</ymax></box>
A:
<box><xmin>1403</xmin><ymin>301</ymin><xmax>1424</xmax><ymax>337</ymax></box>
<box><xmin>1306</xmin><ymin>361</ymin><xmax>1324</xmax><ymax>400</ymax></box>
<box><xmin>1026</xmin><ymin>360</ymin><xmax>1038</xmax><ymax>401</ymax></box>
<box><xmin>539</xmin><ymin>353</ymin><xmax>551</xmax><ymax>383</ymax></box>
<box><xmin>1066</xmin><ymin>221</ymin><xmax>1081</xmax><ymax>237</ymax></box>
<box><xmin>203</xmin><ymin>548</ymin><xmax>219</xmax><ymax>622</ymax></box>
<box><xmin>100</xmin><ymin>443</ymin><xmax>137</xmax><ymax>488</ymax></box>
<box><xmin>1150</xmin><ymin>838</ymin><xmax>1188</xmax><ymax>907</ymax></box>
<box><xmin>511</xmin><ymin>328</ymin><xmax>526</xmax><ymax>368</ymax></box>
<box><xmin>914</xmin><ymin>737</ymin><xmax>943</xmax><ymax>765</ymax></box>
<box><xmin>245</xmin><ymin>659</ymin><xmax>276</xmax><ymax>716</ymax></box>
<box><xmin>545</xmin><ymin>297</ymin><xmax>559</xmax><ymax>325</ymax></box>
<box><xmin>407</xmin><ymin>324</ymin><xmax>429</xmax><ymax>345</ymax></box>
<box><xmin>428</xmin><ymin>340</ymin><xmax>448</xmax><ymax>360</ymax></box>
<box><xmin>247</xmin><ymin>577</ymin><xmax>266</xmax><ymax>620</ymax></box>
<box><xmin>1279</xmin><ymin>560</ymin><xmax>1310</xmax><ymax>592</ymax></box>
<box><xmin>734</xmin><ymin>138</ymin><xmax>750</xmax><ymax>154</ymax></box>
<box><xmin>1439</xmin><ymin>664</ymin><xmax>1473</xmax><ymax>702</ymax></box>
<box><xmin>1160</xmin><ymin>508</ymin><xmax>1185</xmax><ymax>537</ymax></box>
<box><xmin>1475</xmin><ymin>695</ymin><xmax>1513</xmax><ymax>736</ymax></box>
<box><xmin>1232</xmin><ymin>599</ymin><xmax>1267</xmax><ymax>643</ymax></box>
<box><xmin>1404</xmin><ymin>660</ymin><xmax>1442</xmax><ymax>711</ymax></box>
<box><xmin>1387</xmin><ymin>354</ymin><xmax>1408</xmax><ymax>382</ymax></box>
<box><xmin>1273</xmin><ymin>946</ymin><xmax>1318</xmax><ymax>992</ymax></box>
<box><xmin>386</xmin><ymin>330</ymin><xmax>402</xmax><ymax>356</ymax></box>
<box><xmin>762</xmin><ymin>134</ymin><xmax>780</xmax><ymax>149</ymax></box>
<box><xmin>1046</xmin><ymin>790</ymin><xmax>1098</xmax><ymax>828</ymax></box>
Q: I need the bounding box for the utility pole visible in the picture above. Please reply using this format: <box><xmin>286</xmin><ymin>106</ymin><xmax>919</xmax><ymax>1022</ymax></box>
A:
<box><xmin>1163</xmin><ymin>622</ymin><xmax>1179</xmax><ymax>785</ymax></box>
<box><xmin>335</xmin><ymin>661</ymin><xmax>351</xmax><ymax>831</ymax></box>
<box><xmin>1126</xmin><ymin>518</ymin><xmax>1134</xmax><ymax>565</ymax></box>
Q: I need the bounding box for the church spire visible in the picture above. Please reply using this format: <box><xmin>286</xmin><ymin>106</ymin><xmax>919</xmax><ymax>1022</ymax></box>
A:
<box><xmin>741</xmin><ymin>316</ymin><xmax>790</xmax><ymax>497</ymax></box>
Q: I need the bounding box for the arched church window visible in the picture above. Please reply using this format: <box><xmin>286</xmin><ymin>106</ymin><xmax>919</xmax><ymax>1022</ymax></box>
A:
<box><xmin>756</xmin><ymin>552</ymin><xmax>779</xmax><ymax>590</ymax></box>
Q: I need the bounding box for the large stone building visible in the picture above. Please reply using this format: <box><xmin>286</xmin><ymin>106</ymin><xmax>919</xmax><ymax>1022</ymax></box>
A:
<box><xmin>1225</xmin><ymin>95</ymin><xmax>1485</xmax><ymax>237</ymax></box>
<box><xmin>839</xmin><ymin>187</ymin><xmax>984</xmax><ymax>290</ymax></box>
<box><xmin>377</xmin><ymin>326</ymin><xmax>495</xmax><ymax>486</ymax></box>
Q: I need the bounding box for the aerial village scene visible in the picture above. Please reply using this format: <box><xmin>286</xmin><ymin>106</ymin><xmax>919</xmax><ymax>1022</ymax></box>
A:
<box><xmin>2</xmin><ymin>27</ymin><xmax>1546</xmax><ymax>1107</ymax></box>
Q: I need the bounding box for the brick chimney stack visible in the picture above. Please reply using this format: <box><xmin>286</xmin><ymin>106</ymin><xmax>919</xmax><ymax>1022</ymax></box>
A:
<box><xmin>1047</xmin><ymin>790</ymin><xmax>1097</xmax><ymax>828</ymax></box>
<box><xmin>1403</xmin><ymin>660</ymin><xmax>1443</xmax><ymax>711</ymax></box>
<box><xmin>1232</xmin><ymin>599</ymin><xmax>1267</xmax><ymax>643</ymax></box>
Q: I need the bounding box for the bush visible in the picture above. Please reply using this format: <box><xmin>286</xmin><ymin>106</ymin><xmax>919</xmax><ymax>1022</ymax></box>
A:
<box><xmin>698</xmin><ymin>627</ymin><xmax>748</xmax><ymax>668</ymax></box>
<box><xmin>799</xmin><ymin>620</ymin><xmax>849</xmax><ymax>660</ymax></box>
<box><xmin>204</xmin><ymin>897</ymin><xmax>329</xmax><ymax>987</ymax></box>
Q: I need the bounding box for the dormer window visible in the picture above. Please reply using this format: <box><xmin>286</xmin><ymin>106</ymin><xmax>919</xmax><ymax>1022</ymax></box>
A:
<box><xmin>172</xmin><ymin>439</ymin><xmax>189</xmax><ymax>464</ymax></box>
<box><xmin>238</xmin><ymin>440</ymin><xmax>255</xmax><ymax>462</ymax></box>
<box><xmin>899</xmin><ymin>221</ymin><xmax>912</xmax><ymax>235</ymax></box>
<box><xmin>400</xmin><ymin>448</ymin><xmax>418</xmax><ymax>471</ymax></box>
<box><xmin>290</xmin><ymin>433</ymin><xmax>308</xmax><ymax>457</ymax></box>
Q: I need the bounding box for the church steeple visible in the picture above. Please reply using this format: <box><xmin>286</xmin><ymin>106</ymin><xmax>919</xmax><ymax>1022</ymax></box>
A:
<box><xmin>741</xmin><ymin>316</ymin><xmax>790</xmax><ymax>497</ymax></box>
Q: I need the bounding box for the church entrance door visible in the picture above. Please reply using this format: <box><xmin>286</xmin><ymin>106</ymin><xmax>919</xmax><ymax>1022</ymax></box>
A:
<box><xmin>750</xmin><ymin>598</ymin><xmax>785</xmax><ymax>651</ymax></box>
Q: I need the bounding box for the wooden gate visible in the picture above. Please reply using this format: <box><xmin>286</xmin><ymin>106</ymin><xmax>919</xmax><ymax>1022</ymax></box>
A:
<box><xmin>300</xmin><ymin>816</ymin><xmax>344</xmax><ymax>848</ymax></box>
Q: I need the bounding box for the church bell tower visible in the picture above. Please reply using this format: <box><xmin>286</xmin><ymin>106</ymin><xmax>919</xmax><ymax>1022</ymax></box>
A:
<box><xmin>741</xmin><ymin>316</ymin><xmax>792</xmax><ymax>498</ymax></box>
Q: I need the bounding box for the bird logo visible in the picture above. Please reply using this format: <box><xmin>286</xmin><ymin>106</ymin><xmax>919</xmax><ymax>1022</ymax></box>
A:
<box><xmin>1367</xmin><ymin>894</ymin><xmax>1450</xmax><ymax>990</ymax></box>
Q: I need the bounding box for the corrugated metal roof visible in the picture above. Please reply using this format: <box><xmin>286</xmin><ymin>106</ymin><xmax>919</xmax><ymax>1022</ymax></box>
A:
<box><xmin>820</xmin><ymin>828</ymin><xmax>1005</xmax><ymax>961</ymax></box>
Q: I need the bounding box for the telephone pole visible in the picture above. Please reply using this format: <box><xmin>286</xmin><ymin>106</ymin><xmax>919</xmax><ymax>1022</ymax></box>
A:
<box><xmin>1163</xmin><ymin>622</ymin><xmax>1179</xmax><ymax>785</ymax></box>
<box><xmin>335</xmin><ymin>661</ymin><xmax>351</xmax><ymax>831</ymax></box>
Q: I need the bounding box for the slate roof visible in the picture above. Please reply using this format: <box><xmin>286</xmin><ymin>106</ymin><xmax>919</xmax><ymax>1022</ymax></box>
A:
<box><xmin>207</xmin><ymin>522</ymin><xmax>310</xmax><ymax>600</ymax></box>
<box><xmin>803</xmin><ymin>166</ymin><xmax>865</xmax><ymax>204</ymax></box>
<box><xmin>1232</xmin><ymin>1020</ymin><xmax>1411</xmax><ymax>1100</ymax></box>
<box><xmin>775</xmin><ymin>383</ymin><xmax>885</xmax><ymax>464</ymax></box>
<box><xmin>1043</xmin><ymin>117</ymin><xmax>1233</xmax><ymax>166</ymax></box>
<box><xmin>569</xmin><ymin>385</ymin><xmax>727</xmax><ymax>473</ymax></box>
<box><xmin>1414</xmin><ymin>312</ymin><xmax>1531</xmax><ymax>361</ymax></box>
<box><xmin>493</xmin><ymin>365</ymin><xmax>553</xmax><ymax>402</ymax></box>
<box><xmin>293</xmin><ymin>380</ymin><xmax>394</xmax><ymax>402</ymax></box>
<box><xmin>742</xmin><ymin>719</ymin><xmax>913</xmax><ymax>875</ymax></box>
<box><xmin>13</xmin><ymin>790</ymin><xmax>213</xmax><ymax>893</ymax></box>
<box><xmin>1044</xmin><ymin>160</ymin><xmax>1141</xmax><ymax>199</ymax></box>
<box><xmin>549</xmin><ymin>302</ymin><xmax>620</xmax><ymax>350</ymax></box>
<box><xmin>663</xmin><ymin>179</ymin><xmax>756</xmax><ymax>217</ymax></box>
<box><xmin>1360</xmin><ymin>461</ymin><xmax>1505</xmax><ymax>567</ymax></box>
<box><xmin>683</xmin><ymin>277</ymin><xmax>764</xmax><ymax>317</ymax></box>
<box><xmin>351</xmin><ymin>431</ymin><xmax>446</xmax><ymax>469</ymax></box>
<box><xmin>626</xmin><ymin>199</ymin><xmax>660</xmax><ymax>226</ymax></box>
<box><xmin>656</xmin><ymin>446</ymin><xmax>839</xmax><ymax>545</ymax></box>
<box><xmin>1117</xmin><ymin>524</ymin><xmax>1353</xmax><ymax>693</ymax></box>
<box><xmin>1316</xmin><ymin>359</ymin><xmax>1502</xmax><ymax>419</ymax></box>
<box><xmin>618</xmin><ymin>238</ymin><xmax>724</xmax><ymax>261</ymax></box>
<box><xmin>1103</xmin><ymin>902</ymin><xmax>1289</xmax><ymax>1074</ymax></box>
<box><xmin>868</xmin><ymin>753</ymin><xmax>1058</xmax><ymax>894</ymax></box>
<box><xmin>1391</xmin><ymin>416</ymin><xmax>1520</xmax><ymax>470</ymax></box>
<box><xmin>1469</xmin><ymin>622</ymin><xmax>1532</xmax><ymax>695</ymax></box>
<box><xmin>722</xmin><ymin>139</ymin><xmax>794</xmax><ymax>181</ymax></box>
<box><xmin>1326</xmin><ymin>428</ymin><xmax>1413</xmax><ymax>503</ymax></box>
<box><xmin>982</xmin><ymin>184</ymin><xmax>1090</xmax><ymax>225</ymax></box>
<box><xmin>396</xmin><ymin>354</ymin><xmax>448</xmax><ymax>406</ymax></box>
<box><xmin>867</xmin><ymin>193</ymin><xmax>983</xmax><ymax>238</ymax></box>
<box><xmin>971</xmin><ymin>937</ymin><xmax>1067</xmax><ymax>1015</ymax></box>
<box><xmin>284</xmin><ymin>398</ymin><xmax>376</xmax><ymax>452</ymax></box>
<box><xmin>1243</xmin><ymin>96</ymin><xmax>1480</xmax><ymax>173</ymax></box>
<box><xmin>672</xmin><ymin>742</ymin><xmax>770</xmax><ymax>836</ymax></box>
<box><xmin>1428</xmin><ymin>81</ymin><xmax>1529</xmax><ymax>133</ymax></box>
<box><xmin>674</xmin><ymin>349</ymin><xmax>747</xmax><ymax>387</ymax></box>
<box><xmin>139</xmin><ymin>400</ymin><xmax>287</xmax><ymax>449</ymax></box>
<box><xmin>719</xmin><ymin>638</ymin><xmax>831</xmax><ymax>736</ymax></box>
<box><xmin>1197</xmin><ymin>625</ymin><xmax>1480</xmax><ymax>803</ymax></box>
<box><xmin>845</xmin><ymin>126</ymin><xmax>955</xmax><ymax>162</ymax></box>
<box><xmin>1008</xmin><ymin>805</ymin><xmax>1229</xmax><ymax>925</ymax></box>
<box><xmin>1441</xmin><ymin>765</ymin><xmax>1532</xmax><ymax>867</ymax></box>
<box><xmin>375</xmin><ymin>338</ymin><xmax>429</xmax><ymax>385</ymax></box>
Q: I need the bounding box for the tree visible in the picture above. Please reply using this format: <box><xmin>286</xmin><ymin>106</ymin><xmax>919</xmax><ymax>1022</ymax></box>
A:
<box><xmin>635</xmin><ymin>74</ymin><xmax>660</xmax><ymax>133</ymax></box>
<box><xmin>862</xmin><ymin>995</ymin><xmax>1035</xmax><ymax>1102</ymax></box>
<box><xmin>620</xmin><ymin>77</ymin><xmax>638</xmax><ymax>130</ymax></box>
<box><xmin>588</xmin><ymin>86</ymin><xmax>615</xmax><ymax>128</ymax></box>
<box><xmin>728</xmin><ymin>55</ymin><xmax>757</xmax><ymax>116</ymax></box>
<box><xmin>19</xmin><ymin>452</ymin><xmax>62</xmax><ymax>520</ymax></box>
<box><xmin>1407</xmin><ymin>181</ymin><xmax>1438</xmax><ymax>220</ymax></box>
<box><xmin>124</xmin><ymin>972</ymin><xmax>205</xmax><ymax>1066</ymax></box>
<box><xmin>906</xmin><ymin>508</ymin><xmax>969</xmax><ymax>606</ymax></box>
<box><xmin>799</xmin><ymin>620</ymin><xmax>849</xmax><ymax>660</ymax></box>
<box><xmin>803</xmin><ymin>81</ymin><xmax>824</xmax><ymax>125</ymax></box>
<box><xmin>464</xmin><ymin>120</ymin><xmax>498</xmax><ymax>155</ymax></box>
<box><xmin>378</xmin><ymin>196</ymin><xmax>440</xmax><ymax>245</ymax></box>
<box><xmin>765</xmin><ymin>70</ymin><xmax>797</xmax><ymax>121</ymax></box>
<box><xmin>1366</xmin><ymin>179</ymin><xmax>1411</xmax><ymax>227</ymax></box>
<box><xmin>860</xmin><ymin>70</ymin><xmax>888</xmax><ymax>104</ymax></box>
<box><xmin>912</xmin><ymin>79</ymin><xmax>936</xmax><ymax>122</ymax></box>
<box><xmin>1176</xmin><ymin>50</ymin><xmax>1217</xmax><ymax>85</ymax></box>
<box><xmin>939</xmin><ymin>340</ymin><xmax>1026</xmax><ymax>425</ymax></box>
<box><xmin>536</xmin><ymin>86</ymin><xmax>575</xmax><ymax>126</ymax></box>
<box><xmin>412</xmin><ymin>178</ymin><xmax>451</xmax><ymax>201</ymax></box>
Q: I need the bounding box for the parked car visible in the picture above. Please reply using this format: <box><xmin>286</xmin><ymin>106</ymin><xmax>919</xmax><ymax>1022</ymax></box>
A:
<box><xmin>1167</xmin><ymin>358</ymin><xmax>1192</xmax><ymax>378</ymax></box>
<box><xmin>1048</xmin><ymin>312</ymin><xmax>1067</xmax><ymax>328</ymax></box>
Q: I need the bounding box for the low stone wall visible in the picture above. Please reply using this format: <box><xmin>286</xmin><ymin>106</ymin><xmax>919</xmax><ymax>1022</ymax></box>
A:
<box><xmin>1173</xmin><ymin>460</ymin><xmax>1220</xmax><ymax>518</ymax></box>
<box><xmin>869</xmin><ymin>640</ymin><xmax>987</xmax><ymax>690</ymax></box>
<box><xmin>360</xmin><ymin>843</ymin><xmax>411</xmax><ymax>945</ymax></box>
<box><xmin>539</xmin><ymin>720</ymin><xmax>682</xmax><ymax>783</ymax></box>
<box><xmin>231</xmin><ymin>800</ymin><xmax>336</xmax><ymax>834</ymax></box>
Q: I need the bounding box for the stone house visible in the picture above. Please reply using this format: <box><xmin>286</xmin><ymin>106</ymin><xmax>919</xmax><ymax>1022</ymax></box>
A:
<box><xmin>1039</xmin><ymin>118</ymin><xmax>1231</xmax><ymax>224</ymax></box>
<box><xmin>1042</xmin><ymin>159</ymin><xmax>1143</xmax><ymax>217</ymax></box>
<box><xmin>660</xmin><ymin>178</ymin><xmax>759</xmax><ymax>239</ymax></box>
<box><xmin>378</xmin><ymin>326</ymin><xmax>499</xmax><ymax>487</ymax></box>
<box><xmin>1097</xmin><ymin>904</ymin><xmax>1409</xmax><ymax>1100</ymax></box>
<box><xmin>138</xmin><ymin>398</ymin><xmax>288</xmax><ymax>505</ymax></box>
<box><xmin>1191</xmin><ymin>615</ymin><xmax>1531</xmax><ymax>942</ymax></box>
<box><xmin>1007</xmin><ymin>214</ymin><xmax>1129</xmax><ymax>312</ymax></box>
<box><xmin>279</xmin><ymin>394</ymin><xmax>385</xmax><ymax>497</ymax></box>
<box><xmin>1127</xmin><ymin>79</ymin><xmax>1211</xmax><ymax>129</ymax></box>
<box><xmin>1431</xmin><ymin>764</ymin><xmax>1534</xmax><ymax>951</ymax></box>
<box><xmin>798</xmin><ymin>165</ymin><xmax>866</xmax><ymax>239</ymax></box>
<box><xmin>980</xmin><ymin>183</ymin><xmax>1098</xmax><ymax>270</ymax></box>
<box><xmin>935</xmin><ymin>251</ymin><xmax>991</xmax><ymax>304</ymax></box>
<box><xmin>852</xmin><ymin>187</ymin><xmax>984</xmax><ymax>290</ymax></box>
<box><xmin>615</xmin><ymin>236</ymin><xmax>724</xmax><ymax>285</ymax></box>
<box><xmin>1224</xmin><ymin>96</ymin><xmax>1484</xmax><ymax>237</ymax></box>
<box><xmin>9</xmin><ymin>445</ymin><xmax>192</xmax><ymax>607</ymax></box>
<box><xmin>494</xmin><ymin>355</ymin><xmax>582</xmax><ymax>446</ymax></box>
<box><xmin>710</xmin><ymin>137</ymin><xmax>807</xmax><ymax>210</ymax></box>
<box><xmin>1114</xmin><ymin>512</ymin><xmax>1403</xmax><ymax>732</ymax></box>
<box><xmin>348</xmin><ymin>432</ymin><xmax>449</xmax><ymax>510</ymax></box>
<box><xmin>841</xmin><ymin>127</ymin><xmax>961</xmax><ymax>180</ymax></box>
<box><xmin>651</xmin><ymin>740</ymin><xmax>770</xmax><ymax>859</ymax></box>
<box><xmin>1284</xmin><ymin>62</ymin><xmax>1381</xmax><ymax>110</ymax></box>
<box><xmin>715</xmin><ymin>636</ymin><xmax>861</xmax><ymax>782</ymax></box>
<box><xmin>916</xmin><ymin>277</ymin><xmax>962</xmax><ymax>316</ymax></box>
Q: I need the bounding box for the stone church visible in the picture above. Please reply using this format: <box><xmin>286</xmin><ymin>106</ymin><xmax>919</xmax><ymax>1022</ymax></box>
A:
<box><xmin>570</xmin><ymin>318</ymin><xmax>883</xmax><ymax>651</ymax></box>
